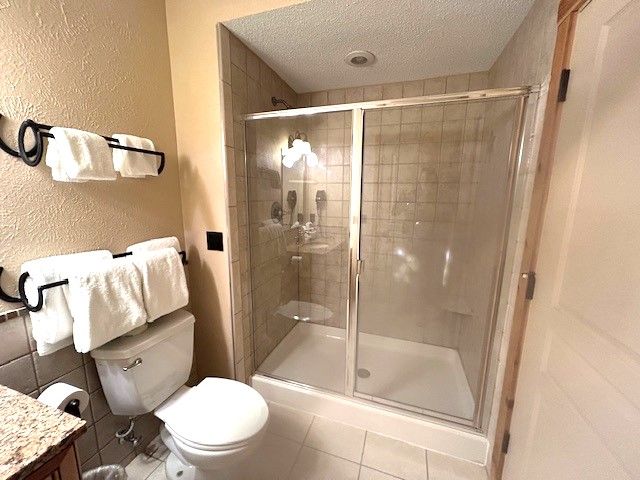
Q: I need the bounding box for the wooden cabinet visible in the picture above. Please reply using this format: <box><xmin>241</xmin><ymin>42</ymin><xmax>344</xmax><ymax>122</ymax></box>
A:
<box><xmin>24</xmin><ymin>445</ymin><xmax>81</xmax><ymax>480</ymax></box>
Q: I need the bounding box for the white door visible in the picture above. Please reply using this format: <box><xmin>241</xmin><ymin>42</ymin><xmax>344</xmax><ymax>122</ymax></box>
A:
<box><xmin>503</xmin><ymin>0</ymin><xmax>640</xmax><ymax>478</ymax></box>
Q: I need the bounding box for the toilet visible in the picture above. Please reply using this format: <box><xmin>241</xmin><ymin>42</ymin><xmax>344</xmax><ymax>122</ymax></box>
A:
<box><xmin>91</xmin><ymin>309</ymin><xmax>268</xmax><ymax>480</ymax></box>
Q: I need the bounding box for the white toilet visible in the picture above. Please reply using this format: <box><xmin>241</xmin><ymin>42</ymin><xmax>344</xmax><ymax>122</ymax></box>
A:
<box><xmin>91</xmin><ymin>309</ymin><xmax>269</xmax><ymax>480</ymax></box>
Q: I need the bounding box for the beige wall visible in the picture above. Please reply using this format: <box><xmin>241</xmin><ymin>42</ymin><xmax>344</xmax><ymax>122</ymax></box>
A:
<box><xmin>0</xmin><ymin>0</ymin><xmax>182</xmax><ymax>470</ymax></box>
<box><xmin>164</xmin><ymin>0</ymin><xmax>306</xmax><ymax>380</ymax></box>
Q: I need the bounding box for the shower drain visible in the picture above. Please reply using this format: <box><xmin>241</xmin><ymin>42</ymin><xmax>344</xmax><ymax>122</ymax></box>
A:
<box><xmin>357</xmin><ymin>368</ymin><xmax>371</xmax><ymax>378</ymax></box>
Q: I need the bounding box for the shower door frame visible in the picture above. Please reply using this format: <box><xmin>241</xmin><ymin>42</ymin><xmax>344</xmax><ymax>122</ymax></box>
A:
<box><xmin>243</xmin><ymin>86</ymin><xmax>534</xmax><ymax>431</ymax></box>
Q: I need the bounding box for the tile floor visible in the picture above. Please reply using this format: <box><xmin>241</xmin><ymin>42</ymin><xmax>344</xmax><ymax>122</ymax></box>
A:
<box><xmin>126</xmin><ymin>402</ymin><xmax>488</xmax><ymax>480</ymax></box>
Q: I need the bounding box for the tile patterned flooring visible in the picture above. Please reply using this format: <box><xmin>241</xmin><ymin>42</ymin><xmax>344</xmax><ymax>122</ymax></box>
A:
<box><xmin>126</xmin><ymin>402</ymin><xmax>488</xmax><ymax>480</ymax></box>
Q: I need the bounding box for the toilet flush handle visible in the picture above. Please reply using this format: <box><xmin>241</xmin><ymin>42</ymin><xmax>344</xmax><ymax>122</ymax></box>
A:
<box><xmin>122</xmin><ymin>358</ymin><xmax>143</xmax><ymax>371</ymax></box>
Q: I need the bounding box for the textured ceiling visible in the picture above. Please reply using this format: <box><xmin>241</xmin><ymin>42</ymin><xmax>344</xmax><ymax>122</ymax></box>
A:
<box><xmin>225</xmin><ymin>0</ymin><xmax>535</xmax><ymax>92</ymax></box>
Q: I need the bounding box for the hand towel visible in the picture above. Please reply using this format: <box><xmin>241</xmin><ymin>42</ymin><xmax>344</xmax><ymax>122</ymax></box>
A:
<box><xmin>126</xmin><ymin>237</ymin><xmax>181</xmax><ymax>254</ymax></box>
<box><xmin>260</xmin><ymin>221</ymin><xmax>287</xmax><ymax>256</ymax></box>
<box><xmin>49</xmin><ymin>127</ymin><xmax>116</xmax><ymax>181</ymax></box>
<box><xmin>131</xmin><ymin>248</ymin><xmax>189</xmax><ymax>322</ymax></box>
<box><xmin>68</xmin><ymin>257</ymin><xmax>148</xmax><ymax>353</ymax></box>
<box><xmin>45</xmin><ymin>141</ymin><xmax>85</xmax><ymax>183</ymax></box>
<box><xmin>20</xmin><ymin>250</ymin><xmax>113</xmax><ymax>355</ymax></box>
<box><xmin>112</xmin><ymin>134</ymin><xmax>159</xmax><ymax>178</ymax></box>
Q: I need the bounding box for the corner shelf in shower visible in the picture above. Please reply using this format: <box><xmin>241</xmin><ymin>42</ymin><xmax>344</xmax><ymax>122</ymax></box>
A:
<box><xmin>287</xmin><ymin>237</ymin><xmax>344</xmax><ymax>255</ymax></box>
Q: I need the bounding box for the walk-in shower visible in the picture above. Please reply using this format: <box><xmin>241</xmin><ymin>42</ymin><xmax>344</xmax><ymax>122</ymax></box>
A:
<box><xmin>242</xmin><ymin>87</ymin><xmax>533</xmax><ymax>439</ymax></box>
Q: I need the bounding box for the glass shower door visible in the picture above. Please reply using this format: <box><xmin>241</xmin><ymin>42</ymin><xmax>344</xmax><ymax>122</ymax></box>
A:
<box><xmin>245</xmin><ymin>112</ymin><xmax>352</xmax><ymax>394</ymax></box>
<box><xmin>352</xmin><ymin>97</ymin><xmax>526</xmax><ymax>425</ymax></box>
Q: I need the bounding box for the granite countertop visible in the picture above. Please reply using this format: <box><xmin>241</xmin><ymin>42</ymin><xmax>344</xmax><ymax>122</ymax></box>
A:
<box><xmin>0</xmin><ymin>385</ymin><xmax>86</xmax><ymax>480</ymax></box>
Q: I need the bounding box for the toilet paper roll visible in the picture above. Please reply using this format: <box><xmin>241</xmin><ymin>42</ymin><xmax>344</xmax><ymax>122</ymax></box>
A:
<box><xmin>38</xmin><ymin>382</ymin><xmax>89</xmax><ymax>415</ymax></box>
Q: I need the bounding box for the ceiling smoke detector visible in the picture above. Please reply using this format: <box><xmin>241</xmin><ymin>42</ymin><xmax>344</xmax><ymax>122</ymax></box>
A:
<box><xmin>345</xmin><ymin>50</ymin><xmax>375</xmax><ymax>67</ymax></box>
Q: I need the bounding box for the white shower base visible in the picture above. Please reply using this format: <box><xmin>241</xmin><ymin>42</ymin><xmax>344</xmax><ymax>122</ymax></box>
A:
<box><xmin>258</xmin><ymin>322</ymin><xmax>475</xmax><ymax>421</ymax></box>
<box><xmin>253</xmin><ymin>323</ymin><xmax>487</xmax><ymax>464</ymax></box>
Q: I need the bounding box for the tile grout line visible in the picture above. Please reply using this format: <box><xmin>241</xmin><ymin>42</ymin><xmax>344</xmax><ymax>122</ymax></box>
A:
<box><xmin>301</xmin><ymin>444</ymin><xmax>364</xmax><ymax>466</ymax></box>
<box><xmin>425</xmin><ymin>448</ymin><xmax>430</xmax><ymax>480</ymax></box>
<box><xmin>144</xmin><ymin>461</ymin><xmax>165</xmax><ymax>480</ymax></box>
<box><xmin>284</xmin><ymin>415</ymin><xmax>316</xmax><ymax>480</ymax></box>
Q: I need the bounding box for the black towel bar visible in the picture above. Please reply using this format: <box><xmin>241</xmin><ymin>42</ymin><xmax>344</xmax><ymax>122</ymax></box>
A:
<box><xmin>1</xmin><ymin>115</ymin><xmax>165</xmax><ymax>174</ymax></box>
<box><xmin>0</xmin><ymin>250</ymin><xmax>187</xmax><ymax>313</ymax></box>
<box><xmin>0</xmin><ymin>266</ymin><xmax>22</xmax><ymax>303</ymax></box>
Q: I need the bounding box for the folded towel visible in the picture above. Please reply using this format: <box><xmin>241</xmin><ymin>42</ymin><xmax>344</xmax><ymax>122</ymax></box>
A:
<box><xmin>21</xmin><ymin>250</ymin><xmax>113</xmax><ymax>355</ymax></box>
<box><xmin>260</xmin><ymin>221</ymin><xmax>287</xmax><ymax>255</ymax></box>
<box><xmin>49</xmin><ymin>127</ymin><xmax>116</xmax><ymax>181</ymax></box>
<box><xmin>131</xmin><ymin>248</ymin><xmax>188</xmax><ymax>322</ymax></box>
<box><xmin>112</xmin><ymin>134</ymin><xmax>159</xmax><ymax>178</ymax></box>
<box><xmin>68</xmin><ymin>257</ymin><xmax>147</xmax><ymax>353</ymax></box>
<box><xmin>45</xmin><ymin>141</ymin><xmax>85</xmax><ymax>183</ymax></box>
<box><xmin>126</xmin><ymin>236</ymin><xmax>181</xmax><ymax>254</ymax></box>
<box><xmin>33</xmin><ymin>337</ymin><xmax>74</xmax><ymax>356</ymax></box>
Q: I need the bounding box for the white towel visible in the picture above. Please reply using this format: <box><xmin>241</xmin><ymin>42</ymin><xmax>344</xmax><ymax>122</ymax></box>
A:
<box><xmin>20</xmin><ymin>250</ymin><xmax>113</xmax><ymax>355</ymax></box>
<box><xmin>45</xmin><ymin>141</ymin><xmax>85</xmax><ymax>183</ymax></box>
<box><xmin>260</xmin><ymin>221</ymin><xmax>287</xmax><ymax>255</ymax></box>
<box><xmin>112</xmin><ymin>134</ymin><xmax>159</xmax><ymax>178</ymax></box>
<box><xmin>131</xmin><ymin>248</ymin><xmax>188</xmax><ymax>322</ymax></box>
<box><xmin>68</xmin><ymin>257</ymin><xmax>148</xmax><ymax>353</ymax></box>
<box><xmin>126</xmin><ymin>236</ymin><xmax>181</xmax><ymax>254</ymax></box>
<box><xmin>49</xmin><ymin>127</ymin><xmax>116</xmax><ymax>181</ymax></box>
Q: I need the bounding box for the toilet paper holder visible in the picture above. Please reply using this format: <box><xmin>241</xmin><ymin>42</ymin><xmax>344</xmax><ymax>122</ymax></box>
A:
<box><xmin>64</xmin><ymin>399</ymin><xmax>82</xmax><ymax>418</ymax></box>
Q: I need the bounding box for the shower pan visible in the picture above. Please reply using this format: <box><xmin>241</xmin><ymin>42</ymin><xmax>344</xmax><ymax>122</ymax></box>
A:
<box><xmin>241</xmin><ymin>86</ymin><xmax>535</xmax><ymax>460</ymax></box>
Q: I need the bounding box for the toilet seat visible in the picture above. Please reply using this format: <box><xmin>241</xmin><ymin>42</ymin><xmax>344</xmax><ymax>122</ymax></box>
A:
<box><xmin>155</xmin><ymin>377</ymin><xmax>269</xmax><ymax>451</ymax></box>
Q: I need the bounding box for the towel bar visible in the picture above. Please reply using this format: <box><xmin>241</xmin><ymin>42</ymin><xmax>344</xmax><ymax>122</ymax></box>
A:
<box><xmin>0</xmin><ymin>115</ymin><xmax>165</xmax><ymax>174</ymax></box>
<box><xmin>1</xmin><ymin>250</ymin><xmax>187</xmax><ymax>313</ymax></box>
<box><xmin>0</xmin><ymin>267</ymin><xmax>22</xmax><ymax>303</ymax></box>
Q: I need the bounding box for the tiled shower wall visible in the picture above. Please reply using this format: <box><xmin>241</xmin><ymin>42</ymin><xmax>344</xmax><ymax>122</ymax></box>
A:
<box><xmin>301</xmin><ymin>73</ymin><xmax>489</xmax><ymax>349</ymax></box>
<box><xmin>245</xmin><ymin>118</ymin><xmax>300</xmax><ymax>366</ymax></box>
<box><xmin>293</xmin><ymin>112</ymin><xmax>353</xmax><ymax>331</ymax></box>
<box><xmin>0</xmin><ymin>317</ymin><xmax>159</xmax><ymax>471</ymax></box>
<box><xmin>218</xmin><ymin>24</ymin><xmax>298</xmax><ymax>382</ymax></box>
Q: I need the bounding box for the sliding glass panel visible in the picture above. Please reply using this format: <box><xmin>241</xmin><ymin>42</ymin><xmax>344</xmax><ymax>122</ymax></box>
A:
<box><xmin>245</xmin><ymin>112</ymin><xmax>352</xmax><ymax>393</ymax></box>
<box><xmin>354</xmin><ymin>98</ymin><xmax>523</xmax><ymax>423</ymax></box>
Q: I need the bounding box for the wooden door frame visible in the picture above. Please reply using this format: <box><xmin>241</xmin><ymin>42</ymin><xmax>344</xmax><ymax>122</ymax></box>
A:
<box><xmin>490</xmin><ymin>0</ymin><xmax>590</xmax><ymax>478</ymax></box>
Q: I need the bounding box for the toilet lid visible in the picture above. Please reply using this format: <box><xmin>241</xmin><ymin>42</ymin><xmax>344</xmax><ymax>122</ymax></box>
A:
<box><xmin>155</xmin><ymin>377</ymin><xmax>269</xmax><ymax>448</ymax></box>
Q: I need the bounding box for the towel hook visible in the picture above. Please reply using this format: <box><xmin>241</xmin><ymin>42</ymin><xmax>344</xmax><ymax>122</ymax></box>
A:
<box><xmin>0</xmin><ymin>114</ymin><xmax>38</xmax><ymax>159</ymax></box>
<box><xmin>0</xmin><ymin>267</ymin><xmax>22</xmax><ymax>303</ymax></box>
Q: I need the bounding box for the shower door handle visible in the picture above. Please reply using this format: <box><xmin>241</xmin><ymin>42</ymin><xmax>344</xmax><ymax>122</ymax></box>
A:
<box><xmin>356</xmin><ymin>259</ymin><xmax>364</xmax><ymax>275</ymax></box>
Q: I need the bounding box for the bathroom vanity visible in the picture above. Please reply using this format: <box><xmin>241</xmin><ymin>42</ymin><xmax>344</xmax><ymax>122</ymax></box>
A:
<box><xmin>0</xmin><ymin>385</ymin><xmax>85</xmax><ymax>480</ymax></box>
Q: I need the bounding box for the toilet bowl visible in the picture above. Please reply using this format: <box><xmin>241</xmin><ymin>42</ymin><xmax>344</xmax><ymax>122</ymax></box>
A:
<box><xmin>155</xmin><ymin>377</ymin><xmax>269</xmax><ymax>479</ymax></box>
<box><xmin>90</xmin><ymin>310</ymin><xmax>269</xmax><ymax>480</ymax></box>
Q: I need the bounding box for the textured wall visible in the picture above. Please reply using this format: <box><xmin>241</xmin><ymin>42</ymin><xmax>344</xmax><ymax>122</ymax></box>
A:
<box><xmin>164</xmin><ymin>0</ymin><xmax>306</xmax><ymax>381</ymax></box>
<box><xmin>0</xmin><ymin>0</ymin><xmax>183</xmax><ymax>306</ymax></box>
<box><xmin>0</xmin><ymin>0</ymin><xmax>183</xmax><ymax>470</ymax></box>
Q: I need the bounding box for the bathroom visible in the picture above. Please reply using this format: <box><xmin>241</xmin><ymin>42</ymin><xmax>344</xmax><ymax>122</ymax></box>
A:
<box><xmin>1</xmin><ymin>0</ymin><xmax>638</xmax><ymax>479</ymax></box>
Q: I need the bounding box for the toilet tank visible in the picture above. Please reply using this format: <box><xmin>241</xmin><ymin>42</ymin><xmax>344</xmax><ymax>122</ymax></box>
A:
<box><xmin>91</xmin><ymin>309</ymin><xmax>195</xmax><ymax>416</ymax></box>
